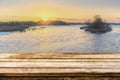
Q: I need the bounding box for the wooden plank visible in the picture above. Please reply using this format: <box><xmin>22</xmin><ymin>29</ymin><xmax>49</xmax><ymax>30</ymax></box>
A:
<box><xmin>0</xmin><ymin>53</ymin><xmax>120</xmax><ymax>59</ymax></box>
<box><xmin>0</xmin><ymin>53</ymin><xmax>120</xmax><ymax>77</ymax></box>
<box><xmin>0</xmin><ymin>58</ymin><xmax>120</xmax><ymax>62</ymax></box>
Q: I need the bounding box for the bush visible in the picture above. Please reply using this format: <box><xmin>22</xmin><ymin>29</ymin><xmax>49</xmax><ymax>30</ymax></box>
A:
<box><xmin>81</xmin><ymin>15</ymin><xmax>112</xmax><ymax>33</ymax></box>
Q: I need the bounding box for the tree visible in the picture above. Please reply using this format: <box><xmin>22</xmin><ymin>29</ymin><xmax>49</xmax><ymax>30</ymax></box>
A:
<box><xmin>82</xmin><ymin>15</ymin><xmax>112</xmax><ymax>33</ymax></box>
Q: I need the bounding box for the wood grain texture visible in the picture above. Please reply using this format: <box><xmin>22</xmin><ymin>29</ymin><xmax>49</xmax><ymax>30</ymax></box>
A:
<box><xmin>0</xmin><ymin>53</ymin><xmax>120</xmax><ymax>79</ymax></box>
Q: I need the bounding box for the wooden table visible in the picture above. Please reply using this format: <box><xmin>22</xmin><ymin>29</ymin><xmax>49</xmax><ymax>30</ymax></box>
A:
<box><xmin>0</xmin><ymin>53</ymin><xmax>120</xmax><ymax>80</ymax></box>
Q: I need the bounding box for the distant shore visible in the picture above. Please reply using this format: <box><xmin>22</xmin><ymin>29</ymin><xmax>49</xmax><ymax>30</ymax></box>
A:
<box><xmin>0</xmin><ymin>21</ymin><xmax>68</xmax><ymax>32</ymax></box>
<box><xmin>0</xmin><ymin>21</ymin><xmax>37</xmax><ymax>32</ymax></box>
<box><xmin>0</xmin><ymin>21</ymin><xmax>120</xmax><ymax>32</ymax></box>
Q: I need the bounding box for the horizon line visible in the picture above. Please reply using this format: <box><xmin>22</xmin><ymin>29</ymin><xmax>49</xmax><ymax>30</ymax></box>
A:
<box><xmin>0</xmin><ymin>16</ymin><xmax>120</xmax><ymax>23</ymax></box>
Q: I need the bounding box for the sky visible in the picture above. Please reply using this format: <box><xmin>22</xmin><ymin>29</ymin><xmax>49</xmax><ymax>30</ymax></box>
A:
<box><xmin>0</xmin><ymin>0</ymin><xmax>120</xmax><ymax>22</ymax></box>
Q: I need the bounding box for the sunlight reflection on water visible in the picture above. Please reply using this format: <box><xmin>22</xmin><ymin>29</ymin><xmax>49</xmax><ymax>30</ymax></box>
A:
<box><xmin>0</xmin><ymin>25</ymin><xmax>120</xmax><ymax>53</ymax></box>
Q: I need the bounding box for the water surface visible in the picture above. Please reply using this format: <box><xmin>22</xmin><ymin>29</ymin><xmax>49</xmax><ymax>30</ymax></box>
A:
<box><xmin>0</xmin><ymin>25</ymin><xmax>120</xmax><ymax>53</ymax></box>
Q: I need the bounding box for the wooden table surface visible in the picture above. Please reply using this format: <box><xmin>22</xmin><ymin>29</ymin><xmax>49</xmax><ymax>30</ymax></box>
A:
<box><xmin>0</xmin><ymin>53</ymin><xmax>120</xmax><ymax>79</ymax></box>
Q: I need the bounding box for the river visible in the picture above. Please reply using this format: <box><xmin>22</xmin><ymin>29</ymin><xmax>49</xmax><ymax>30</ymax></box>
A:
<box><xmin>0</xmin><ymin>25</ymin><xmax>120</xmax><ymax>53</ymax></box>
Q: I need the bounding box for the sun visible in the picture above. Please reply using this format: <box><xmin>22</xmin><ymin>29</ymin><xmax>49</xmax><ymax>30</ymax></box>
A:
<box><xmin>42</xmin><ymin>17</ymin><xmax>49</xmax><ymax>21</ymax></box>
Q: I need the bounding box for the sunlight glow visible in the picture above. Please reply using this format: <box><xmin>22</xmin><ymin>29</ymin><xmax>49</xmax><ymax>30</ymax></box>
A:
<box><xmin>42</xmin><ymin>17</ymin><xmax>49</xmax><ymax>21</ymax></box>
<box><xmin>0</xmin><ymin>0</ymin><xmax>120</xmax><ymax>22</ymax></box>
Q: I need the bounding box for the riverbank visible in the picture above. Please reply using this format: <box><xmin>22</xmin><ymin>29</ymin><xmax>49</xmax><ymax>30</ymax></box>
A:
<box><xmin>0</xmin><ymin>21</ymin><xmax>37</xmax><ymax>32</ymax></box>
<box><xmin>0</xmin><ymin>26</ymin><xmax>29</xmax><ymax>32</ymax></box>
